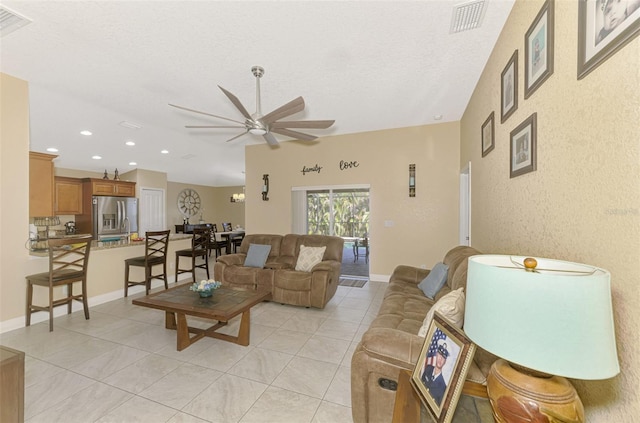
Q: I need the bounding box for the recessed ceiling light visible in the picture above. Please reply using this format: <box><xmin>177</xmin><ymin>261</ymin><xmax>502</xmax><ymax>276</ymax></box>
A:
<box><xmin>434</xmin><ymin>115</ymin><xmax>443</xmax><ymax>121</ymax></box>
<box><xmin>46</xmin><ymin>147</ymin><xmax>59</xmax><ymax>152</ymax></box>
<box><xmin>92</xmin><ymin>155</ymin><xmax>102</xmax><ymax>160</ymax></box>
<box><xmin>129</xmin><ymin>161</ymin><xmax>137</xmax><ymax>166</ymax></box>
<box><xmin>80</xmin><ymin>130</ymin><xmax>92</xmax><ymax>136</ymax></box>
<box><xmin>161</xmin><ymin>149</ymin><xmax>169</xmax><ymax>154</ymax></box>
<box><xmin>125</xmin><ymin>141</ymin><xmax>135</xmax><ymax>146</ymax></box>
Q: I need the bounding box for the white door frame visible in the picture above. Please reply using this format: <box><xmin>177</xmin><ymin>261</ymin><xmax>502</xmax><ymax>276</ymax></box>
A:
<box><xmin>459</xmin><ymin>162</ymin><xmax>471</xmax><ymax>246</ymax></box>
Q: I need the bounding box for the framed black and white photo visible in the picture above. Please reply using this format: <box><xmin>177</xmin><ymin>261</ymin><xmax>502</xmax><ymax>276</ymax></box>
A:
<box><xmin>578</xmin><ymin>0</ymin><xmax>640</xmax><ymax>79</ymax></box>
<box><xmin>525</xmin><ymin>0</ymin><xmax>554</xmax><ymax>98</ymax></box>
<box><xmin>510</xmin><ymin>113</ymin><xmax>537</xmax><ymax>178</ymax></box>
<box><xmin>411</xmin><ymin>312</ymin><xmax>476</xmax><ymax>423</ymax></box>
<box><xmin>501</xmin><ymin>50</ymin><xmax>518</xmax><ymax>123</ymax></box>
<box><xmin>481</xmin><ymin>112</ymin><xmax>495</xmax><ymax>157</ymax></box>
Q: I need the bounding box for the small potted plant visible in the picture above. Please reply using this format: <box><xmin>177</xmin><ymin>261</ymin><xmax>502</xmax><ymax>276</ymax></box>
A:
<box><xmin>189</xmin><ymin>279</ymin><xmax>221</xmax><ymax>298</ymax></box>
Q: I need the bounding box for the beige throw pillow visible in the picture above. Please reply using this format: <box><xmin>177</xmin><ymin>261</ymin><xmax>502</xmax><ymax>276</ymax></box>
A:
<box><xmin>295</xmin><ymin>245</ymin><xmax>326</xmax><ymax>272</ymax></box>
<box><xmin>418</xmin><ymin>288</ymin><xmax>465</xmax><ymax>337</ymax></box>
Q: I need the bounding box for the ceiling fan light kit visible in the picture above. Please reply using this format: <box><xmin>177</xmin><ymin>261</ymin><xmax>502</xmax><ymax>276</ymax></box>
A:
<box><xmin>170</xmin><ymin>66</ymin><xmax>334</xmax><ymax>146</ymax></box>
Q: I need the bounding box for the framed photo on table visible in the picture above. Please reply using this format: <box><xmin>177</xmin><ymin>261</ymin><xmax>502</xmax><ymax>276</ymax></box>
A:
<box><xmin>577</xmin><ymin>0</ymin><xmax>640</xmax><ymax>79</ymax></box>
<box><xmin>510</xmin><ymin>113</ymin><xmax>537</xmax><ymax>178</ymax></box>
<box><xmin>411</xmin><ymin>312</ymin><xmax>476</xmax><ymax>423</ymax></box>
<box><xmin>481</xmin><ymin>112</ymin><xmax>495</xmax><ymax>157</ymax></box>
<box><xmin>501</xmin><ymin>50</ymin><xmax>518</xmax><ymax>123</ymax></box>
<box><xmin>525</xmin><ymin>0</ymin><xmax>554</xmax><ymax>98</ymax></box>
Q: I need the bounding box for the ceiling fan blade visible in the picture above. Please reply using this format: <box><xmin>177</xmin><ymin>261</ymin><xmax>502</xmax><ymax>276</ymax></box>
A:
<box><xmin>263</xmin><ymin>132</ymin><xmax>279</xmax><ymax>146</ymax></box>
<box><xmin>169</xmin><ymin>103</ymin><xmax>245</xmax><ymax>125</ymax></box>
<box><xmin>226</xmin><ymin>131</ymin><xmax>249</xmax><ymax>143</ymax></box>
<box><xmin>218</xmin><ymin>86</ymin><xmax>252</xmax><ymax>120</ymax></box>
<box><xmin>186</xmin><ymin>125</ymin><xmax>245</xmax><ymax>129</ymax></box>
<box><xmin>270</xmin><ymin>128</ymin><xmax>318</xmax><ymax>141</ymax></box>
<box><xmin>270</xmin><ymin>120</ymin><xmax>335</xmax><ymax>129</ymax></box>
<box><xmin>260</xmin><ymin>97</ymin><xmax>305</xmax><ymax>125</ymax></box>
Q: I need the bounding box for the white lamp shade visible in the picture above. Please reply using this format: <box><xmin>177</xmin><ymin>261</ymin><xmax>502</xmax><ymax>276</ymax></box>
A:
<box><xmin>464</xmin><ymin>255</ymin><xmax>619</xmax><ymax>380</ymax></box>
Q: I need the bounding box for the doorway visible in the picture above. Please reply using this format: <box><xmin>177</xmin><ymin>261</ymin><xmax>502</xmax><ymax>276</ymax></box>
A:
<box><xmin>292</xmin><ymin>186</ymin><xmax>370</xmax><ymax>279</ymax></box>
<box><xmin>139</xmin><ymin>187</ymin><xmax>166</xmax><ymax>235</ymax></box>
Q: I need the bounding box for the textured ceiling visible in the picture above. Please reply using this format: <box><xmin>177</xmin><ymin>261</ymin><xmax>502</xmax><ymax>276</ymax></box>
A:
<box><xmin>1</xmin><ymin>0</ymin><xmax>514</xmax><ymax>186</ymax></box>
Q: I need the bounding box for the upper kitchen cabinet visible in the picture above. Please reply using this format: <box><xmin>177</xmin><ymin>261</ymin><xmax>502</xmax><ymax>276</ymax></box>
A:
<box><xmin>83</xmin><ymin>178</ymin><xmax>136</xmax><ymax>197</ymax></box>
<box><xmin>55</xmin><ymin>177</ymin><xmax>83</xmax><ymax>215</ymax></box>
<box><xmin>29</xmin><ymin>152</ymin><xmax>57</xmax><ymax>217</ymax></box>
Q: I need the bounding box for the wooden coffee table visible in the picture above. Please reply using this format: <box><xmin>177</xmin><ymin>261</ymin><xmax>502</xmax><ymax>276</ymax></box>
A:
<box><xmin>132</xmin><ymin>283</ymin><xmax>271</xmax><ymax>351</ymax></box>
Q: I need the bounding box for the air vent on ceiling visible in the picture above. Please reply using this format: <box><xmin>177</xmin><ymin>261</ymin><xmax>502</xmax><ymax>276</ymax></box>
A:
<box><xmin>0</xmin><ymin>5</ymin><xmax>32</xmax><ymax>38</ymax></box>
<box><xmin>119</xmin><ymin>121</ymin><xmax>142</xmax><ymax>130</ymax></box>
<box><xmin>450</xmin><ymin>0</ymin><xmax>486</xmax><ymax>33</ymax></box>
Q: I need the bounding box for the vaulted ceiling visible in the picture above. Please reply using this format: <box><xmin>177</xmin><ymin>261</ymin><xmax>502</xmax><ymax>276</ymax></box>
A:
<box><xmin>1</xmin><ymin>1</ymin><xmax>514</xmax><ymax>186</ymax></box>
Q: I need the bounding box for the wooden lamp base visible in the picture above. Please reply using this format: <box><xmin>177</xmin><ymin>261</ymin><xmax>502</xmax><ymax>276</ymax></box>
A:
<box><xmin>487</xmin><ymin>359</ymin><xmax>585</xmax><ymax>423</ymax></box>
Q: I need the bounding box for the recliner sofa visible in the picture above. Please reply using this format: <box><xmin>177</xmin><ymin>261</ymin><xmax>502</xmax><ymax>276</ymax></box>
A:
<box><xmin>213</xmin><ymin>233</ymin><xmax>344</xmax><ymax>309</ymax></box>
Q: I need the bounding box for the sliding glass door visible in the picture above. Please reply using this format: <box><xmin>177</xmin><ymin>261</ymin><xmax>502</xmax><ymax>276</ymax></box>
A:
<box><xmin>306</xmin><ymin>188</ymin><xmax>369</xmax><ymax>237</ymax></box>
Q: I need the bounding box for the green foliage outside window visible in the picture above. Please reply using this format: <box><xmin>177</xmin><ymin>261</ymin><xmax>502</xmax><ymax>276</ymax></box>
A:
<box><xmin>307</xmin><ymin>189</ymin><xmax>369</xmax><ymax>237</ymax></box>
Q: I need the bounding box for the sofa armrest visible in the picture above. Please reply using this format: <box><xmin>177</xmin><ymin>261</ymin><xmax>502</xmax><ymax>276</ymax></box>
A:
<box><xmin>216</xmin><ymin>253</ymin><xmax>246</xmax><ymax>266</ymax></box>
<box><xmin>312</xmin><ymin>260</ymin><xmax>341</xmax><ymax>273</ymax></box>
<box><xmin>390</xmin><ymin>265</ymin><xmax>431</xmax><ymax>286</ymax></box>
<box><xmin>359</xmin><ymin>327</ymin><xmax>425</xmax><ymax>369</ymax></box>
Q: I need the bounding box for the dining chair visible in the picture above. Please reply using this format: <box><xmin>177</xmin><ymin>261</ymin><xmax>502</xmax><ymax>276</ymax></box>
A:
<box><xmin>222</xmin><ymin>222</ymin><xmax>233</xmax><ymax>232</ymax></box>
<box><xmin>124</xmin><ymin>230</ymin><xmax>170</xmax><ymax>297</ymax></box>
<box><xmin>230</xmin><ymin>232</ymin><xmax>245</xmax><ymax>253</ymax></box>
<box><xmin>25</xmin><ymin>234</ymin><xmax>93</xmax><ymax>331</ymax></box>
<box><xmin>175</xmin><ymin>227</ymin><xmax>210</xmax><ymax>282</ymax></box>
<box><xmin>353</xmin><ymin>236</ymin><xmax>369</xmax><ymax>263</ymax></box>
<box><xmin>208</xmin><ymin>224</ymin><xmax>228</xmax><ymax>257</ymax></box>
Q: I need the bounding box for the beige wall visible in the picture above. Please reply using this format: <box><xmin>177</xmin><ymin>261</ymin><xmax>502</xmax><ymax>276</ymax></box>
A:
<box><xmin>166</xmin><ymin>182</ymin><xmax>245</xmax><ymax>231</ymax></box>
<box><xmin>460</xmin><ymin>0</ymin><xmax>640</xmax><ymax>418</ymax></box>
<box><xmin>0</xmin><ymin>74</ymin><xmax>31</xmax><ymax>326</ymax></box>
<box><xmin>245</xmin><ymin>123</ymin><xmax>462</xmax><ymax>278</ymax></box>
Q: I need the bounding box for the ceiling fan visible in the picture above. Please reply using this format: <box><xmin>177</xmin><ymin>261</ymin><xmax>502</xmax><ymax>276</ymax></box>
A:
<box><xmin>169</xmin><ymin>66</ymin><xmax>334</xmax><ymax>146</ymax></box>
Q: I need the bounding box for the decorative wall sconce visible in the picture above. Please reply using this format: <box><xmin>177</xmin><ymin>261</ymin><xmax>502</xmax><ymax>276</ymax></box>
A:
<box><xmin>409</xmin><ymin>164</ymin><xmax>416</xmax><ymax>197</ymax></box>
<box><xmin>262</xmin><ymin>174</ymin><xmax>269</xmax><ymax>201</ymax></box>
<box><xmin>230</xmin><ymin>187</ymin><xmax>245</xmax><ymax>203</ymax></box>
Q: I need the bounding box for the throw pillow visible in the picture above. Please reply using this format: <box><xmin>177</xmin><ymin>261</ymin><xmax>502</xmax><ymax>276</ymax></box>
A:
<box><xmin>295</xmin><ymin>245</ymin><xmax>327</xmax><ymax>272</ymax></box>
<box><xmin>417</xmin><ymin>262</ymin><xmax>449</xmax><ymax>299</ymax></box>
<box><xmin>244</xmin><ymin>243</ymin><xmax>271</xmax><ymax>268</ymax></box>
<box><xmin>418</xmin><ymin>288</ymin><xmax>465</xmax><ymax>337</ymax></box>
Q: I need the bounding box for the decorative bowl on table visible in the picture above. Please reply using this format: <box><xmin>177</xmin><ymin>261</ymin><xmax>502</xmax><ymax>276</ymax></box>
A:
<box><xmin>190</xmin><ymin>280</ymin><xmax>221</xmax><ymax>298</ymax></box>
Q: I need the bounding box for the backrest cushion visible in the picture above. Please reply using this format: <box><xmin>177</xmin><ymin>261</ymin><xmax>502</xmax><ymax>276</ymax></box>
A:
<box><xmin>239</xmin><ymin>234</ymin><xmax>283</xmax><ymax>257</ymax></box>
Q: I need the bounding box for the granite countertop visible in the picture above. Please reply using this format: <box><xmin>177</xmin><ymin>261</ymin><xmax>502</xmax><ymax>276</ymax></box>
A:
<box><xmin>29</xmin><ymin>233</ymin><xmax>191</xmax><ymax>256</ymax></box>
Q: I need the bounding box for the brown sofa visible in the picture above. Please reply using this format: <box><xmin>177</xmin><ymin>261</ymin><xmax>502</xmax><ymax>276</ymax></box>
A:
<box><xmin>350</xmin><ymin>245</ymin><xmax>497</xmax><ymax>423</ymax></box>
<box><xmin>213</xmin><ymin>234</ymin><xmax>344</xmax><ymax>309</ymax></box>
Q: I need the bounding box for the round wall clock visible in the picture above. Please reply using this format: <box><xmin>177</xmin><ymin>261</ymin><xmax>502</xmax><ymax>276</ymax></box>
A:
<box><xmin>177</xmin><ymin>188</ymin><xmax>201</xmax><ymax>217</ymax></box>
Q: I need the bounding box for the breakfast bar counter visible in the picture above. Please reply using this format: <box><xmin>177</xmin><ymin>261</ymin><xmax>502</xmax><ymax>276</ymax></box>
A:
<box><xmin>25</xmin><ymin>234</ymin><xmax>192</xmax><ymax>310</ymax></box>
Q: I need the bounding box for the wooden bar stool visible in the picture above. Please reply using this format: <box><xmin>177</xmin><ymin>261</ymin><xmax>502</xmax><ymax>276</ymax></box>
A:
<box><xmin>25</xmin><ymin>235</ymin><xmax>93</xmax><ymax>331</ymax></box>
<box><xmin>124</xmin><ymin>230</ymin><xmax>170</xmax><ymax>297</ymax></box>
<box><xmin>175</xmin><ymin>227</ymin><xmax>210</xmax><ymax>283</ymax></box>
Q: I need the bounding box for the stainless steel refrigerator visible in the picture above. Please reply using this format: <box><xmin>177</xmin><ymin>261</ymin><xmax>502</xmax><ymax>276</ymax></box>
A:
<box><xmin>92</xmin><ymin>196</ymin><xmax>138</xmax><ymax>240</ymax></box>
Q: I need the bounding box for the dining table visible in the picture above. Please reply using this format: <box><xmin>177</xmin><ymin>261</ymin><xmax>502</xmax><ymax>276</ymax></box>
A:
<box><xmin>215</xmin><ymin>230</ymin><xmax>245</xmax><ymax>253</ymax></box>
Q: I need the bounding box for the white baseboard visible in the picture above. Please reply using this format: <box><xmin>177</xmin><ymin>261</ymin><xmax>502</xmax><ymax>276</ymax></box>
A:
<box><xmin>368</xmin><ymin>273</ymin><xmax>390</xmax><ymax>283</ymax></box>
<box><xmin>0</xmin><ymin>275</ymin><xmax>191</xmax><ymax>334</ymax></box>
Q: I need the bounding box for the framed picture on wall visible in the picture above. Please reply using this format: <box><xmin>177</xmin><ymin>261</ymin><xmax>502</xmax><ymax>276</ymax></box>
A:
<box><xmin>525</xmin><ymin>0</ymin><xmax>555</xmax><ymax>98</ymax></box>
<box><xmin>481</xmin><ymin>112</ymin><xmax>495</xmax><ymax>157</ymax></box>
<box><xmin>411</xmin><ymin>312</ymin><xmax>476</xmax><ymax>423</ymax></box>
<box><xmin>501</xmin><ymin>50</ymin><xmax>518</xmax><ymax>123</ymax></box>
<box><xmin>510</xmin><ymin>113</ymin><xmax>537</xmax><ymax>178</ymax></box>
<box><xmin>577</xmin><ymin>0</ymin><xmax>640</xmax><ymax>79</ymax></box>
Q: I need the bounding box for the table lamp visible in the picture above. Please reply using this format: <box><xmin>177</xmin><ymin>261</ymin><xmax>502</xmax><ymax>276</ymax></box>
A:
<box><xmin>464</xmin><ymin>254</ymin><xmax>619</xmax><ymax>423</ymax></box>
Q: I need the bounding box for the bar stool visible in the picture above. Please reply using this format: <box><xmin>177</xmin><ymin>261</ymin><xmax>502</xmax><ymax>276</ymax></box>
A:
<box><xmin>124</xmin><ymin>230</ymin><xmax>170</xmax><ymax>297</ymax></box>
<box><xmin>25</xmin><ymin>235</ymin><xmax>93</xmax><ymax>331</ymax></box>
<box><xmin>175</xmin><ymin>227</ymin><xmax>210</xmax><ymax>283</ymax></box>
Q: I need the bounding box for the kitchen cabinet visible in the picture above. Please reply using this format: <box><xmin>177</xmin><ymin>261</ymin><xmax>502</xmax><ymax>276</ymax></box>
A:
<box><xmin>29</xmin><ymin>151</ymin><xmax>57</xmax><ymax>217</ymax></box>
<box><xmin>83</xmin><ymin>178</ymin><xmax>136</xmax><ymax>197</ymax></box>
<box><xmin>55</xmin><ymin>177</ymin><xmax>83</xmax><ymax>215</ymax></box>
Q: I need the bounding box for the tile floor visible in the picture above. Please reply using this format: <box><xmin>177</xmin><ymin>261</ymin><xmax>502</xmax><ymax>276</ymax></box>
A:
<box><xmin>1</xmin><ymin>278</ymin><xmax>388</xmax><ymax>423</ymax></box>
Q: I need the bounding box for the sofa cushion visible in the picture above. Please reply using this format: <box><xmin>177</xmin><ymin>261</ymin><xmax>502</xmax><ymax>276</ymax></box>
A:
<box><xmin>417</xmin><ymin>262</ymin><xmax>449</xmax><ymax>299</ymax></box>
<box><xmin>244</xmin><ymin>243</ymin><xmax>271</xmax><ymax>268</ymax></box>
<box><xmin>418</xmin><ymin>287</ymin><xmax>465</xmax><ymax>337</ymax></box>
<box><xmin>295</xmin><ymin>245</ymin><xmax>326</xmax><ymax>272</ymax></box>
